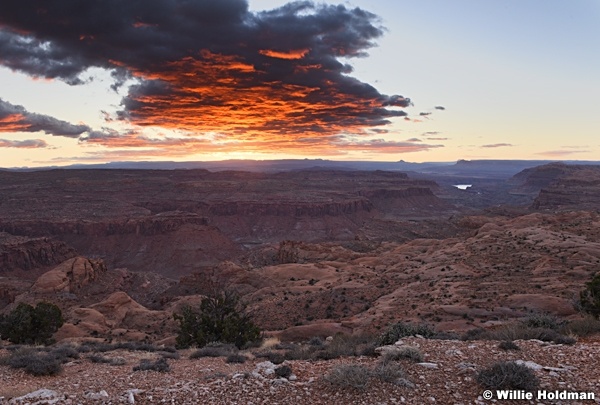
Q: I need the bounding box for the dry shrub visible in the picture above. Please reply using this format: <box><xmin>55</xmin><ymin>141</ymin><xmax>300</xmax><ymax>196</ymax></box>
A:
<box><xmin>132</xmin><ymin>358</ymin><xmax>170</xmax><ymax>372</ymax></box>
<box><xmin>477</xmin><ymin>361</ymin><xmax>539</xmax><ymax>391</ymax></box>
<box><xmin>324</xmin><ymin>365</ymin><xmax>371</xmax><ymax>390</ymax></box>
<box><xmin>382</xmin><ymin>346</ymin><xmax>423</xmax><ymax>363</ymax></box>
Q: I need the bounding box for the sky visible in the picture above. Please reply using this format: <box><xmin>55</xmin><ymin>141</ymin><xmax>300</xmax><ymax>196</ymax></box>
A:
<box><xmin>0</xmin><ymin>0</ymin><xmax>598</xmax><ymax>167</ymax></box>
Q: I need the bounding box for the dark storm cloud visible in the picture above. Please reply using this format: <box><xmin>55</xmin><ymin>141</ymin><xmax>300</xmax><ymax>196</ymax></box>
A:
<box><xmin>434</xmin><ymin>106</ymin><xmax>445</xmax><ymax>110</ymax></box>
<box><xmin>0</xmin><ymin>0</ymin><xmax>413</xmax><ymax>142</ymax></box>
<box><xmin>0</xmin><ymin>138</ymin><xmax>49</xmax><ymax>148</ymax></box>
<box><xmin>0</xmin><ymin>98</ymin><xmax>91</xmax><ymax>137</ymax></box>
<box><xmin>0</xmin><ymin>30</ymin><xmax>89</xmax><ymax>84</ymax></box>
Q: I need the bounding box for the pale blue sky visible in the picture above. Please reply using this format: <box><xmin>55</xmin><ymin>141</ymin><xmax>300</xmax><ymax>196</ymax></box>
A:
<box><xmin>0</xmin><ymin>0</ymin><xmax>598</xmax><ymax>167</ymax></box>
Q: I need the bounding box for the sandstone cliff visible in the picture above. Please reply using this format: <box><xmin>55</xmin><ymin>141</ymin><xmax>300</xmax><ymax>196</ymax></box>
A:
<box><xmin>0</xmin><ymin>232</ymin><xmax>77</xmax><ymax>273</ymax></box>
<box><xmin>509</xmin><ymin>163</ymin><xmax>600</xmax><ymax>211</ymax></box>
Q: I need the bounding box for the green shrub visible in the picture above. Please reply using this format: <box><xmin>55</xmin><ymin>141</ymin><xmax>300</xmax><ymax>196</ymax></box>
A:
<box><xmin>88</xmin><ymin>354</ymin><xmax>126</xmax><ymax>365</ymax></box>
<box><xmin>580</xmin><ymin>273</ymin><xmax>600</xmax><ymax>318</ymax></box>
<box><xmin>78</xmin><ymin>341</ymin><xmax>114</xmax><ymax>353</ymax></box>
<box><xmin>25</xmin><ymin>354</ymin><xmax>63</xmax><ymax>376</ymax></box>
<box><xmin>324</xmin><ymin>361</ymin><xmax>411</xmax><ymax>390</ymax></box>
<box><xmin>2</xmin><ymin>348</ymin><xmax>63</xmax><ymax>376</ymax></box>
<box><xmin>522</xmin><ymin>313</ymin><xmax>563</xmax><ymax>330</ymax></box>
<box><xmin>564</xmin><ymin>316</ymin><xmax>600</xmax><ymax>337</ymax></box>
<box><xmin>190</xmin><ymin>343</ymin><xmax>237</xmax><ymax>359</ymax></box>
<box><xmin>266</xmin><ymin>351</ymin><xmax>286</xmax><ymax>364</ymax></box>
<box><xmin>0</xmin><ymin>302</ymin><xmax>64</xmax><ymax>345</ymax></box>
<box><xmin>308</xmin><ymin>336</ymin><xmax>324</xmax><ymax>346</ymax></box>
<box><xmin>283</xmin><ymin>346</ymin><xmax>314</xmax><ymax>361</ymax></box>
<box><xmin>50</xmin><ymin>344</ymin><xmax>80</xmax><ymax>360</ymax></box>
<box><xmin>89</xmin><ymin>354</ymin><xmax>111</xmax><ymax>363</ymax></box>
<box><xmin>313</xmin><ymin>333</ymin><xmax>375</xmax><ymax>360</ymax></box>
<box><xmin>378</xmin><ymin>322</ymin><xmax>435</xmax><ymax>345</ymax></box>
<box><xmin>114</xmin><ymin>341</ymin><xmax>162</xmax><ymax>352</ymax></box>
<box><xmin>429</xmin><ymin>331</ymin><xmax>461</xmax><ymax>340</ymax></box>
<box><xmin>477</xmin><ymin>361</ymin><xmax>539</xmax><ymax>391</ymax></box>
<box><xmin>498</xmin><ymin>341</ymin><xmax>520</xmax><ymax>351</ymax></box>
<box><xmin>174</xmin><ymin>289</ymin><xmax>260</xmax><ymax>349</ymax></box>
<box><xmin>275</xmin><ymin>365</ymin><xmax>292</xmax><ymax>378</ymax></box>
<box><xmin>133</xmin><ymin>358</ymin><xmax>170</xmax><ymax>372</ymax></box>
<box><xmin>225</xmin><ymin>354</ymin><xmax>247</xmax><ymax>364</ymax></box>
<box><xmin>467</xmin><ymin>323</ymin><xmax>575</xmax><ymax>345</ymax></box>
<box><xmin>160</xmin><ymin>351</ymin><xmax>180</xmax><ymax>360</ymax></box>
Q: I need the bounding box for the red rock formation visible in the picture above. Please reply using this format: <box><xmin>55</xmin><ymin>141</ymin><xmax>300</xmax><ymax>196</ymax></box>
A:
<box><xmin>208</xmin><ymin>198</ymin><xmax>373</xmax><ymax>217</ymax></box>
<box><xmin>0</xmin><ymin>232</ymin><xmax>77</xmax><ymax>272</ymax></box>
<box><xmin>31</xmin><ymin>256</ymin><xmax>107</xmax><ymax>294</ymax></box>
<box><xmin>509</xmin><ymin>163</ymin><xmax>600</xmax><ymax>210</ymax></box>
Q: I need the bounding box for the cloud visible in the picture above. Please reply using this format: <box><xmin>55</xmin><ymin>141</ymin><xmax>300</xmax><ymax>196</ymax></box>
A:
<box><xmin>481</xmin><ymin>143</ymin><xmax>513</xmax><ymax>148</ymax></box>
<box><xmin>0</xmin><ymin>138</ymin><xmax>49</xmax><ymax>148</ymax></box>
<box><xmin>421</xmin><ymin>131</ymin><xmax>448</xmax><ymax>140</ymax></box>
<box><xmin>0</xmin><ymin>98</ymin><xmax>91</xmax><ymax>137</ymax></box>
<box><xmin>77</xmin><ymin>128</ymin><xmax>444</xmax><ymax>157</ymax></box>
<box><xmin>332</xmin><ymin>137</ymin><xmax>443</xmax><ymax>153</ymax></box>
<box><xmin>434</xmin><ymin>106</ymin><xmax>445</xmax><ymax>110</ymax></box>
<box><xmin>405</xmin><ymin>138</ymin><xmax>422</xmax><ymax>142</ymax></box>
<box><xmin>0</xmin><ymin>0</ymin><xmax>414</xmax><ymax>150</ymax></box>
<box><xmin>536</xmin><ymin>150</ymin><xmax>589</xmax><ymax>157</ymax></box>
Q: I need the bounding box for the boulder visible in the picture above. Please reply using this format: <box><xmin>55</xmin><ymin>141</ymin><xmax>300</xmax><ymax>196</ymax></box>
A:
<box><xmin>31</xmin><ymin>256</ymin><xmax>106</xmax><ymax>294</ymax></box>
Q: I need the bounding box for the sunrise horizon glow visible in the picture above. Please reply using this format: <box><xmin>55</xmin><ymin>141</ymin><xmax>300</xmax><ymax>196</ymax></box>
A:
<box><xmin>0</xmin><ymin>0</ymin><xmax>598</xmax><ymax>168</ymax></box>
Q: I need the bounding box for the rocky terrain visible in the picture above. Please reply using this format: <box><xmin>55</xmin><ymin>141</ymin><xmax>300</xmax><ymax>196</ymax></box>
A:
<box><xmin>0</xmin><ymin>169</ymin><xmax>453</xmax><ymax>276</ymax></box>
<box><xmin>2</xmin><ymin>336</ymin><xmax>599</xmax><ymax>404</ymax></box>
<box><xmin>1</xmin><ymin>162</ymin><xmax>600</xmax><ymax>403</ymax></box>
<box><xmin>1</xmin><ymin>165</ymin><xmax>600</xmax><ymax>340</ymax></box>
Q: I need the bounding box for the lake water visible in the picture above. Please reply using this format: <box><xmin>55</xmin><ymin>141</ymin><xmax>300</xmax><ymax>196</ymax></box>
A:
<box><xmin>453</xmin><ymin>184</ymin><xmax>472</xmax><ymax>190</ymax></box>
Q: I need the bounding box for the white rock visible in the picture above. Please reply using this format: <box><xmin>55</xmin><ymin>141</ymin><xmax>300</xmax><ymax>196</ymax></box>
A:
<box><xmin>271</xmin><ymin>378</ymin><xmax>290</xmax><ymax>386</ymax></box>
<box><xmin>543</xmin><ymin>366</ymin><xmax>568</xmax><ymax>372</ymax></box>
<box><xmin>456</xmin><ymin>362</ymin><xmax>476</xmax><ymax>370</ymax></box>
<box><xmin>514</xmin><ymin>360</ymin><xmax>543</xmax><ymax>370</ymax></box>
<box><xmin>125</xmin><ymin>389</ymin><xmax>143</xmax><ymax>404</ymax></box>
<box><xmin>254</xmin><ymin>361</ymin><xmax>276</xmax><ymax>376</ymax></box>
<box><xmin>417</xmin><ymin>362</ymin><xmax>439</xmax><ymax>369</ymax></box>
<box><xmin>9</xmin><ymin>389</ymin><xmax>65</xmax><ymax>405</ymax></box>
<box><xmin>84</xmin><ymin>390</ymin><xmax>109</xmax><ymax>400</ymax></box>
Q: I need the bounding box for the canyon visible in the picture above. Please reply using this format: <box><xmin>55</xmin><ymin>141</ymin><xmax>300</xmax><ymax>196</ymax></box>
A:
<box><xmin>0</xmin><ymin>162</ymin><xmax>599</xmax><ymax>344</ymax></box>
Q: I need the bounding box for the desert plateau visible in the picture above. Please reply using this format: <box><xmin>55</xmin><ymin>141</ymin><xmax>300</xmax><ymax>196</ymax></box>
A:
<box><xmin>1</xmin><ymin>160</ymin><xmax>600</xmax><ymax>404</ymax></box>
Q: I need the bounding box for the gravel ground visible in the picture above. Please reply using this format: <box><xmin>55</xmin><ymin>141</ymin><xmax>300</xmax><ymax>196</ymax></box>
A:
<box><xmin>1</xmin><ymin>337</ymin><xmax>600</xmax><ymax>404</ymax></box>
